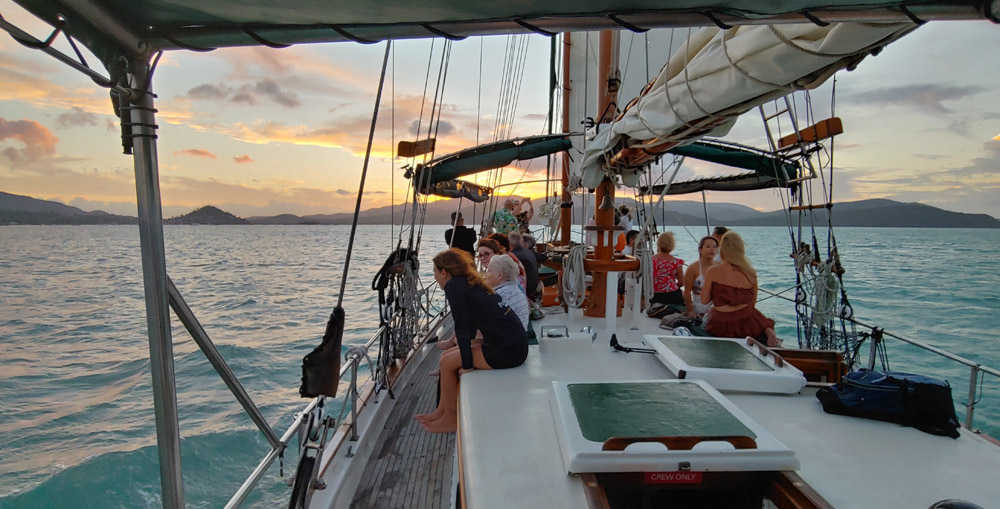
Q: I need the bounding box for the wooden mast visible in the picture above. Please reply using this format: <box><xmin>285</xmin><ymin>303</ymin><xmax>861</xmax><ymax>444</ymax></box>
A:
<box><xmin>559</xmin><ymin>32</ymin><xmax>572</xmax><ymax>245</ymax></box>
<box><xmin>584</xmin><ymin>30</ymin><xmax>620</xmax><ymax>318</ymax></box>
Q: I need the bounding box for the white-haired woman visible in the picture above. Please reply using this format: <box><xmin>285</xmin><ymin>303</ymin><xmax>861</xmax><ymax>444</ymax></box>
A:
<box><xmin>484</xmin><ymin>255</ymin><xmax>530</xmax><ymax>329</ymax></box>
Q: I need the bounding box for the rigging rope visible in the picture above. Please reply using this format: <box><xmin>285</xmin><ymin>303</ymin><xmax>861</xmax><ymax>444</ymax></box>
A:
<box><xmin>337</xmin><ymin>41</ymin><xmax>391</xmax><ymax>308</ymax></box>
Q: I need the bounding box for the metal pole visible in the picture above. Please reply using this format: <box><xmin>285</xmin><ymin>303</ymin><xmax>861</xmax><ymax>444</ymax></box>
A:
<box><xmin>349</xmin><ymin>357</ymin><xmax>359</xmax><ymax>441</ymax></box>
<box><xmin>129</xmin><ymin>62</ymin><xmax>184</xmax><ymax>507</ymax></box>
<box><xmin>966</xmin><ymin>364</ymin><xmax>980</xmax><ymax>430</ymax></box>
<box><xmin>166</xmin><ymin>277</ymin><xmax>281</xmax><ymax>448</ymax></box>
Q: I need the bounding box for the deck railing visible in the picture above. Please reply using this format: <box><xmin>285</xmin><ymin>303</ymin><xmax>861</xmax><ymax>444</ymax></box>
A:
<box><xmin>760</xmin><ymin>287</ymin><xmax>1000</xmax><ymax>431</ymax></box>
<box><xmin>224</xmin><ymin>324</ymin><xmax>384</xmax><ymax>508</ymax></box>
<box><xmin>226</xmin><ymin>296</ymin><xmax>446</xmax><ymax>508</ymax></box>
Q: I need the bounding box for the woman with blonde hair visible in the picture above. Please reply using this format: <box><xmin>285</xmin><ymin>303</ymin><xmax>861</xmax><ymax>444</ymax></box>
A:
<box><xmin>701</xmin><ymin>232</ymin><xmax>780</xmax><ymax>346</ymax></box>
<box><xmin>416</xmin><ymin>249</ymin><xmax>528</xmax><ymax>433</ymax></box>
<box><xmin>651</xmin><ymin>231</ymin><xmax>684</xmax><ymax>306</ymax></box>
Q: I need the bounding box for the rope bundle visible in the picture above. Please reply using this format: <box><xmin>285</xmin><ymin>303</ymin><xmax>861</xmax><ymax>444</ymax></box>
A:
<box><xmin>562</xmin><ymin>245</ymin><xmax>587</xmax><ymax>308</ymax></box>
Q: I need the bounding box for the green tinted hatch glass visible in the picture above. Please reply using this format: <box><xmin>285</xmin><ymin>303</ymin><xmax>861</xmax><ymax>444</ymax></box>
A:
<box><xmin>659</xmin><ymin>337</ymin><xmax>773</xmax><ymax>372</ymax></box>
<box><xmin>567</xmin><ymin>382</ymin><xmax>756</xmax><ymax>443</ymax></box>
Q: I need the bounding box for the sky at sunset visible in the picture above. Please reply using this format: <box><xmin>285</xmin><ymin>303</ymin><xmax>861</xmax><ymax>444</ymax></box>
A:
<box><xmin>2</xmin><ymin>2</ymin><xmax>999</xmax><ymax>219</ymax></box>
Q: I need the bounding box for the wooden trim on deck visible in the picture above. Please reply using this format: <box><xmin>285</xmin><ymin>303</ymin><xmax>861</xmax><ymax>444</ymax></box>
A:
<box><xmin>580</xmin><ymin>473</ymin><xmax>611</xmax><ymax>509</ymax></box>
<box><xmin>457</xmin><ymin>397</ymin><xmax>468</xmax><ymax>509</ymax></box>
<box><xmin>762</xmin><ymin>471</ymin><xmax>835</xmax><ymax>509</ymax></box>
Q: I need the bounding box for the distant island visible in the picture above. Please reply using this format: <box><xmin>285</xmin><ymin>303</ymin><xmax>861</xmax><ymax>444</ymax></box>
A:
<box><xmin>2</xmin><ymin>191</ymin><xmax>998</xmax><ymax>228</ymax></box>
<box><xmin>164</xmin><ymin>206</ymin><xmax>250</xmax><ymax>225</ymax></box>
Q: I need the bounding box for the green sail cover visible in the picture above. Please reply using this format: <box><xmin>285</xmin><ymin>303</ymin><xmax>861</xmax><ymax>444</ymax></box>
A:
<box><xmin>10</xmin><ymin>1</ymin><xmax>995</xmax><ymax>71</ymax></box>
<box><xmin>669</xmin><ymin>141</ymin><xmax>799</xmax><ymax>181</ymax></box>
<box><xmin>416</xmin><ymin>134</ymin><xmax>572</xmax><ymax>185</ymax></box>
<box><xmin>642</xmin><ymin>140</ymin><xmax>800</xmax><ymax>196</ymax></box>
<box><xmin>644</xmin><ymin>173</ymin><xmax>796</xmax><ymax>196</ymax></box>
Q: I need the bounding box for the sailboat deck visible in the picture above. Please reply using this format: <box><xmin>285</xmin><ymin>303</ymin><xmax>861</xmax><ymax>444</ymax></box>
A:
<box><xmin>350</xmin><ymin>349</ymin><xmax>454</xmax><ymax>509</ymax></box>
<box><xmin>457</xmin><ymin>309</ymin><xmax>1000</xmax><ymax>509</ymax></box>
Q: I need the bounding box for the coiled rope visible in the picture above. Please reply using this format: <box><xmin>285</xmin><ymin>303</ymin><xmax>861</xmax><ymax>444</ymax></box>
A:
<box><xmin>634</xmin><ymin>244</ymin><xmax>654</xmax><ymax>305</ymax></box>
<box><xmin>562</xmin><ymin>245</ymin><xmax>587</xmax><ymax>308</ymax></box>
<box><xmin>811</xmin><ymin>259</ymin><xmax>840</xmax><ymax>328</ymax></box>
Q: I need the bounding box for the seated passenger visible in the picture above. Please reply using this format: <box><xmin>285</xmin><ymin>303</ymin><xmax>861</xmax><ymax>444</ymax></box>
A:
<box><xmin>475</xmin><ymin>238</ymin><xmax>505</xmax><ymax>274</ymax></box>
<box><xmin>484</xmin><ymin>255</ymin><xmax>530</xmax><ymax>329</ymax></box>
<box><xmin>487</xmin><ymin>233</ymin><xmax>527</xmax><ymax>291</ymax></box>
<box><xmin>621</xmin><ymin>230</ymin><xmax>638</xmax><ymax>256</ymax></box>
<box><xmin>651</xmin><ymin>232</ymin><xmax>684</xmax><ymax>306</ymax></box>
<box><xmin>416</xmin><ymin>249</ymin><xmax>528</xmax><ymax>433</ymax></box>
<box><xmin>684</xmin><ymin>235</ymin><xmax>718</xmax><ymax>318</ymax></box>
<box><xmin>701</xmin><ymin>232</ymin><xmax>780</xmax><ymax>346</ymax></box>
<box><xmin>435</xmin><ymin>254</ymin><xmax>529</xmax><ymax>352</ymax></box>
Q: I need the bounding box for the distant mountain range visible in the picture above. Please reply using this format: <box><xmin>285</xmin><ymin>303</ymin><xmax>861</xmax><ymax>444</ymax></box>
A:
<box><xmin>2</xmin><ymin>191</ymin><xmax>998</xmax><ymax>228</ymax></box>
<box><xmin>0</xmin><ymin>191</ymin><xmax>137</xmax><ymax>225</ymax></box>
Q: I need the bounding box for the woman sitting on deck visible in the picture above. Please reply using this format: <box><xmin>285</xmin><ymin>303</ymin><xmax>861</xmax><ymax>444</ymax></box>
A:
<box><xmin>483</xmin><ymin>255</ymin><xmax>530</xmax><ymax>329</ymax></box>
<box><xmin>701</xmin><ymin>232</ymin><xmax>780</xmax><ymax>347</ymax></box>
<box><xmin>651</xmin><ymin>232</ymin><xmax>685</xmax><ymax>306</ymax></box>
<box><xmin>683</xmin><ymin>235</ymin><xmax>718</xmax><ymax>318</ymax></box>
<box><xmin>434</xmin><ymin>254</ymin><xmax>529</xmax><ymax>352</ymax></box>
<box><xmin>417</xmin><ymin>249</ymin><xmax>528</xmax><ymax>433</ymax></box>
<box><xmin>487</xmin><ymin>232</ymin><xmax>527</xmax><ymax>291</ymax></box>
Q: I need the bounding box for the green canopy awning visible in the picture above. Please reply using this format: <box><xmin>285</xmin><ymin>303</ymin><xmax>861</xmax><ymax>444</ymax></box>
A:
<box><xmin>415</xmin><ymin>134</ymin><xmax>572</xmax><ymax>185</ymax></box>
<box><xmin>8</xmin><ymin>1</ymin><xmax>995</xmax><ymax>71</ymax></box>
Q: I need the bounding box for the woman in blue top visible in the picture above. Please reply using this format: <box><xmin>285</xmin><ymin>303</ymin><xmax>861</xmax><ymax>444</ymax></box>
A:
<box><xmin>417</xmin><ymin>249</ymin><xmax>528</xmax><ymax>433</ymax></box>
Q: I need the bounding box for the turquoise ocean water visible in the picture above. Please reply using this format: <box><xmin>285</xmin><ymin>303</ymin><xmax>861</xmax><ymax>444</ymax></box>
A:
<box><xmin>1</xmin><ymin>225</ymin><xmax>998</xmax><ymax>507</ymax></box>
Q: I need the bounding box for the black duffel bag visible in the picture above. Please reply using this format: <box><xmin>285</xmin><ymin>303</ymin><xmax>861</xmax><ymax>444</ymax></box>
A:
<box><xmin>816</xmin><ymin>370</ymin><xmax>961</xmax><ymax>438</ymax></box>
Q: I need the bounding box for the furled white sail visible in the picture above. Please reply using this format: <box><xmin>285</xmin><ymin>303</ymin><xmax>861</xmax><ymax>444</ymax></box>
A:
<box><xmin>577</xmin><ymin>22</ymin><xmax>917</xmax><ymax>189</ymax></box>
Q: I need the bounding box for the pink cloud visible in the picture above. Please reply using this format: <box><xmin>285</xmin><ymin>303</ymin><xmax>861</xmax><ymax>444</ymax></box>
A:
<box><xmin>175</xmin><ymin>148</ymin><xmax>217</xmax><ymax>159</ymax></box>
<box><xmin>233</xmin><ymin>154</ymin><xmax>254</xmax><ymax>164</ymax></box>
<box><xmin>0</xmin><ymin>117</ymin><xmax>58</xmax><ymax>165</ymax></box>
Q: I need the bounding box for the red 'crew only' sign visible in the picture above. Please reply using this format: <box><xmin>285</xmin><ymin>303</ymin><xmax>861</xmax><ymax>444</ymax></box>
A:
<box><xmin>644</xmin><ymin>471</ymin><xmax>703</xmax><ymax>484</ymax></box>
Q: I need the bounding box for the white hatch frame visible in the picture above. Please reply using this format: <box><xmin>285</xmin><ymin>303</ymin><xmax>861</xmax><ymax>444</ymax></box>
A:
<box><xmin>549</xmin><ymin>379</ymin><xmax>800</xmax><ymax>474</ymax></box>
<box><xmin>646</xmin><ymin>335</ymin><xmax>807</xmax><ymax>394</ymax></box>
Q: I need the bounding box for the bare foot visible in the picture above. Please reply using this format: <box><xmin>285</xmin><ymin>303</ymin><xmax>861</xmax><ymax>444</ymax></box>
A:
<box><xmin>428</xmin><ymin>369</ymin><xmax>440</xmax><ymax>377</ymax></box>
<box><xmin>421</xmin><ymin>414</ymin><xmax>458</xmax><ymax>433</ymax></box>
<box><xmin>435</xmin><ymin>338</ymin><xmax>455</xmax><ymax>350</ymax></box>
<box><xmin>415</xmin><ymin>408</ymin><xmax>444</xmax><ymax>423</ymax></box>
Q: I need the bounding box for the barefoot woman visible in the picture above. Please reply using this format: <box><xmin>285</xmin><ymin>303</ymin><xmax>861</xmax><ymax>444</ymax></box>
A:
<box><xmin>416</xmin><ymin>249</ymin><xmax>528</xmax><ymax>433</ymax></box>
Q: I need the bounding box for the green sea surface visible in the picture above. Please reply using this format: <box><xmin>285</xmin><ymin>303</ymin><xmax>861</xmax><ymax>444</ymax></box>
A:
<box><xmin>1</xmin><ymin>225</ymin><xmax>998</xmax><ymax>507</ymax></box>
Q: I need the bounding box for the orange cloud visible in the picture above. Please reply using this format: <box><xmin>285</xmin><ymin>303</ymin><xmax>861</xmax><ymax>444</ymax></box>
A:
<box><xmin>233</xmin><ymin>155</ymin><xmax>254</xmax><ymax>164</ymax></box>
<box><xmin>176</xmin><ymin>148</ymin><xmax>217</xmax><ymax>159</ymax></box>
<box><xmin>0</xmin><ymin>117</ymin><xmax>58</xmax><ymax>165</ymax></box>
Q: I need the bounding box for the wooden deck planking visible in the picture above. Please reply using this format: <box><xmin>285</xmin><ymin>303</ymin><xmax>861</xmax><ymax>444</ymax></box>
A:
<box><xmin>351</xmin><ymin>348</ymin><xmax>455</xmax><ymax>509</ymax></box>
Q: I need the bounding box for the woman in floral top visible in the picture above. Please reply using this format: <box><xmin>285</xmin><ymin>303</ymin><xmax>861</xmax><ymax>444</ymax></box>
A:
<box><xmin>652</xmin><ymin>231</ymin><xmax>685</xmax><ymax>306</ymax></box>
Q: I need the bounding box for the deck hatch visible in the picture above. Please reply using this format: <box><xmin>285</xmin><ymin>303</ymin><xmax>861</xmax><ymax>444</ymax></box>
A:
<box><xmin>647</xmin><ymin>336</ymin><xmax>807</xmax><ymax>394</ymax></box>
<box><xmin>550</xmin><ymin>380</ymin><xmax>799</xmax><ymax>474</ymax></box>
<box><xmin>567</xmin><ymin>382</ymin><xmax>757</xmax><ymax>442</ymax></box>
<box><xmin>657</xmin><ymin>336</ymin><xmax>775</xmax><ymax>372</ymax></box>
